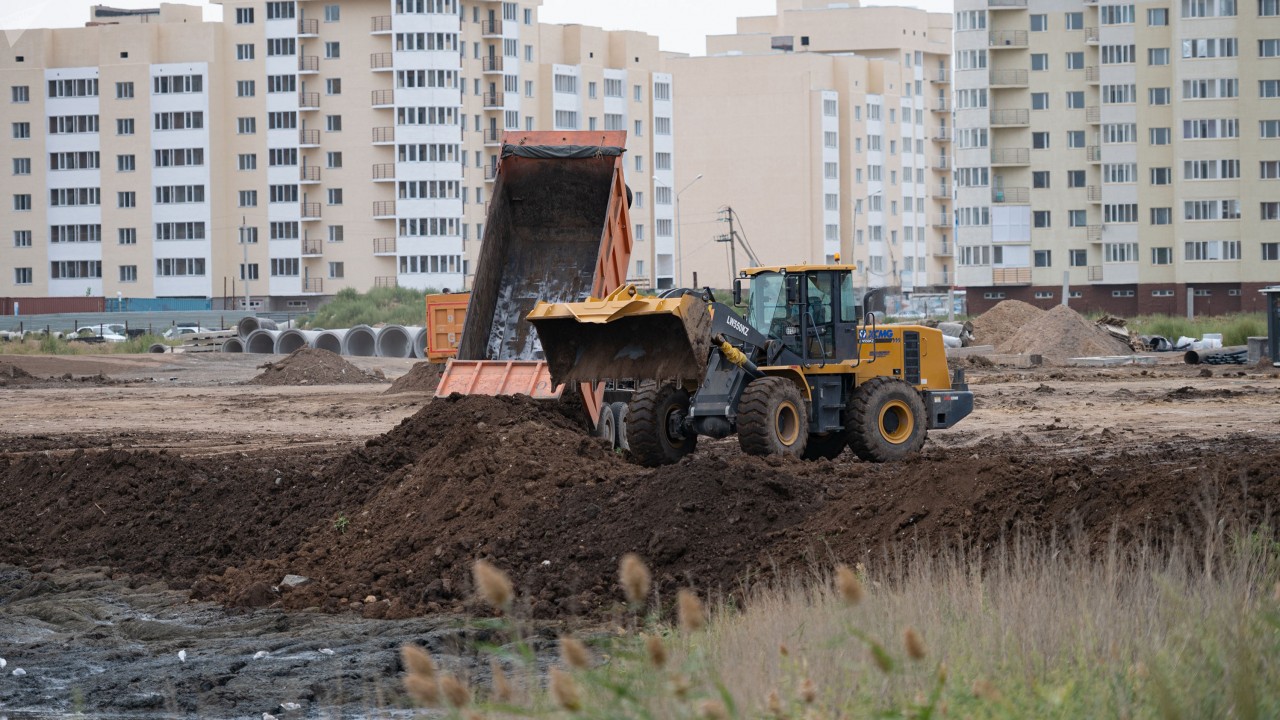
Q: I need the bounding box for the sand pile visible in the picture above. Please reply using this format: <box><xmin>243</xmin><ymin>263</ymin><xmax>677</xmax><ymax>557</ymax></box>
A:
<box><xmin>245</xmin><ymin>348</ymin><xmax>384</xmax><ymax>386</ymax></box>
<box><xmin>385</xmin><ymin>362</ymin><xmax>445</xmax><ymax>394</ymax></box>
<box><xmin>970</xmin><ymin>300</ymin><xmax>1045</xmax><ymax>347</ymax></box>
<box><xmin>997</xmin><ymin>305</ymin><xmax>1133</xmax><ymax>362</ymax></box>
<box><xmin>0</xmin><ymin>361</ymin><xmax>36</xmax><ymax>387</ymax></box>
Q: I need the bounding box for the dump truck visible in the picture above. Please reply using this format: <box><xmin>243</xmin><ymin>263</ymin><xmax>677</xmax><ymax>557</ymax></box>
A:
<box><xmin>434</xmin><ymin>130</ymin><xmax>635</xmax><ymax>433</ymax></box>
<box><xmin>527</xmin><ymin>266</ymin><xmax>974</xmax><ymax>465</ymax></box>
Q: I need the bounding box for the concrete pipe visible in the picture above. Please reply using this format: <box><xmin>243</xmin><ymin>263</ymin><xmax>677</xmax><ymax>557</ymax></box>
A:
<box><xmin>315</xmin><ymin>329</ymin><xmax>348</xmax><ymax>354</ymax></box>
<box><xmin>237</xmin><ymin>316</ymin><xmax>279</xmax><ymax>339</ymax></box>
<box><xmin>244</xmin><ymin>329</ymin><xmax>282</xmax><ymax>354</ymax></box>
<box><xmin>344</xmin><ymin>325</ymin><xmax>380</xmax><ymax>357</ymax></box>
<box><xmin>376</xmin><ymin>325</ymin><xmax>420</xmax><ymax>358</ymax></box>
<box><xmin>221</xmin><ymin>337</ymin><xmax>244</xmax><ymax>353</ymax></box>
<box><xmin>413</xmin><ymin>327</ymin><xmax>428</xmax><ymax>359</ymax></box>
<box><xmin>148</xmin><ymin>343</ymin><xmax>170</xmax><ymax>354</ymax></box>
<box><xmin>275</xmin><ymin>329</ymin><xmax>324</xmax><ymax>355</ymax></box>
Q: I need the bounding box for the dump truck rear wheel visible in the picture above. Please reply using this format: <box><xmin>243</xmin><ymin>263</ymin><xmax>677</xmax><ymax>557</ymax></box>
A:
<box><xmin>802</xmin><ymin>432</ymin><xmax>846</xmax><ymax>460</ymax></box>
<box><xmin>609</xmin><ymin>401</ymin><xmax>631</xmax><ymax>451</ymax></box>
<box><xmin>627</xmin><ymin>383</ymin><xmax>696</xmax><ymax>466</ymax></box>
<box><xmin>847</xmin><ymin>377</ymin><xmax>927</xmax><ymax>463</ymax></box>
<box><xmin>593</xmin><ymin>404</ymin><xmax>617</xmax><ymax>447</ymax></box>
<box><xmin>738</xmin><ymin>377</ymin><xmax>809</xmax><ymax>458</ymax></box>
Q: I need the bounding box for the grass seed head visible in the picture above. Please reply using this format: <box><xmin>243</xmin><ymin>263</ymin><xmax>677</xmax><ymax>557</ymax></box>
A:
<box><xmin>489</xmin><ymin>658</ymin><xmax>513</xmax><ymax>703</ymax></box>
<box><xmin>472</xmin><ymin>559</ymin><xmax>513</xmax><ymax>610</ymax></box>
<box><xmin>441</xmin><ymin>675</ymin><xmax>471</xmax><ymax>708</ymax></box>
<box><xmin>870</xmin><ymin>644</ymin><xmax>893</xmax><ymax>675</ymax></box>
<box><xmin>779</xmin><ymin>643</ymin><xmax>790</xmax><ymax>657</ymax></box>
<box><xmin>401</xmin><ymin>644</ymin><xmax>437</xmax><ymax>681</ymax></box>
<box><xmin>559</xmin><ymin>635</ymin><xmax>591</xmax><ymax>670</ymax></box>
<box><xmin>645</xmin><ymin>634</ymin><xmax>668</xmax><ymax>668</ymax></box>
<box><xmin>404</xmin><ymin>674</ymin><xmax>441</xmax><ymax>706</ymax></box>
<box><xmin>671</xmin><ymin>673</ymin><xmax>692</xmax><ymax>700</ymax></box>
<box><xmin>972</xmin><ymin>679</ymin><xmax>1001</xmax><ymax>702</ymax></box>
<box><xmin>677</xmin><ymin>589</ymin><xmax>705</xmax><ymax>633</ymax></box>
<box><xmin>834</xmin><ymin>564</ymin><xmax>864</xmax><ymax>606</ymax></box>
<box><xmin>904</xmin><ymin>627</ymin><xmax>927</xmax><ymax>661</ymax></box>
<box><xmin>620</xmin><ymin>553</ymin><xmax>652</xmax><ymax>606</ymax></box>
<box><xmin>799</xmin><ymin>678</ymin><xmax>817</xmax><ymax>705</ymax></box>
<box><xmin>550</xmin><ymin>667</ymin><xmax>582</xmax><ymax>712</ymax></box>
<box><xmin>766</xmin><ymin>689</ymin><xmax>784</xmax><ymax>717</ymax></box>
<box><xmin>699</xmin><ymin>699</ymin><xmax>729</xmax><ymax>720</ymax></box>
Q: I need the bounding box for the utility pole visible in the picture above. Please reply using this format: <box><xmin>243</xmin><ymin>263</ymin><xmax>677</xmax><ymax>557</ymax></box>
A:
<box><xmin>241</xmin><ymin>215</ymin><xmax>250</xmax><ymax>312</ymax></box>
<box><xmin>716</xmin><ymin>207</ymin><xmax>737</xmax><ymax>282</ymax></box>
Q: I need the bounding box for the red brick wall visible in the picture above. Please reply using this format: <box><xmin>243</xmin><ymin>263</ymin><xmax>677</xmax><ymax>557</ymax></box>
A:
<box><xmin>963</xmin><ymin>282</ymin><xmax>1274</xmax><ymax>317</ymax></box>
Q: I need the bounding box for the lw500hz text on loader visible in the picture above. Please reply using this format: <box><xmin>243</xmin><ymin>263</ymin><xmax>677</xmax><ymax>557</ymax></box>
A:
<box><xmin>528</xmin><ymin>264</ymin><xmax>973</xmax><ymax>466</ymax></box>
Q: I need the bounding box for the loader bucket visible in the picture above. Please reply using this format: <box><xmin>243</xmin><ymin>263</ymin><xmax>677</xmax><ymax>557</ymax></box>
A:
<box><xmin>527</xmin><ymin>286</ymin><xmax>713</xmax><ymax>385</ymax></box>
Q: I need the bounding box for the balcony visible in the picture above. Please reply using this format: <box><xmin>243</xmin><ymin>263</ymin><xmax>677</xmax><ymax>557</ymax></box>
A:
<box><xmin>298</xmin><ymin>55</ymin><xmax>319</xmax><ymax>74</ymax></box>
<box><xmin>481</xmin><ymin>18</ymin><xmax>502</xmax><ymax>37</ymax></box>
<box><xmin>371</xmin><ymin>15</ymin><xmax>392</xmax><ymax>34</ymax></box>
<box><xmin>484</xmin><ymin>127</ymin><xmax>503</xmax><ymax>146</ymax></box>
<box><xmin>990</xmin><ymin>108</ymin><xmax>1030</xmax><ymax>126</ymax></box>
<box><xmin>1088</xmin><ymin>265</ymin><xmax>1104</xmax><ymax>282</ymax></box>
<box><xmin>371</xmin><ymin>52</ymin><xmax>394</xmax><ymax>71</ymax></box>
<box><xmin>372</xmin><ymin>126</ymin><xmax>395</xmax><ymax>145</ymax></box>
<box><xmin>482</xmin><ymin>56</ymin><xmax>504</xmax><ymax>74</ymax></box>
<box><xmin>299</xmin><ymin>165</ymin><xmax>321</xmax><ymax>184</ymax></box>
<box><xmin>372</xmin><ymin>88</ymin><xmax>395</xmax><ymax>107</ymax></box>
<box><xmin>1087</xmin><ymin>225</ymin><xmax>1103</xmax><ymax>242</ymax></box>
<box><xmin>298</xmin><ymin>18</ymin><xmax>318</xmax><ymax>36</ymax></box>
<box><xmin>989</xmin><ymin>68</ymin><xmax>1029</xmax><ymax>87</ymax></box>
<box><xmin>1085</xmin><ymin>26</ymin><xmax>1099</xmax><ymax>44</ymax></box>
<box><xmin>934</xmin><ymin>68</ymin><xmax>950</xmax><ymax>83</ymax></box>
<box><xmin>373</xmin><ymin>237</ymin><xmax>396</xmax><ymax>256</ymax></box>
<box><xmin>1085</xmin><ymin>66</ymin><xmax>1100</xmax><ymax>84</ymax></box>
<box><xmin>989</xmin><ymin>30</ymin><xmax>1028</xmax><ymax>48</ymax></box>
<box><xmin>302</xmin><ymin>238</ymin><xmax>323</xmax><ymax>256</ymax></box>
<box><xmin>298</xmin><ymin>92</ymin><xmax>319</xmax><ymax>110</ymax></box>
<box><xmin>933</xmin><ymin>127</ymin><xmax>952</xmax><ymax>142</ymax></box>
<box><xmin>932</xmin><ymin>97</ymin><xmax>951</xmax><ymax>112</ymax></box>
<box><xmin>483</xmin><ymin>91</ymin><xmax>504</xmax><ymax>109</ymax></box>
<box><xmin>1086</xmin><ymin>106</ymin><xmax>1100</xmax><ymax>124</ymax></box>
<box><xmin>299</xmin><ymin>129</ymin><xmax>320</xmax><ymax>147</ymax></box>
<box><xmin>935</xmin><ymin>242</ymin><xmax>954</xmax><ymax>257</ymax></box>
<box><xmin>990</xmin><ymin>147</ymin><xmax>1030</xmax><ymax>165</ymax></box>
<box><xmin>1087</xmin><ymin>185</ymin><xmax>1103</xmax><ymax>203</ymax></box>
<box><xmin>932</xmin><ymin>214</ymin><xmax>952</xmax><ymax>227</ymax></box>
<box><xmin>989</xmin><ymin>0</ymin><xmax>1028</xmax><ymax>8</ymax></box>
<box><xmin>375</xmin><ymin>276</ymin><xmax>398</xmax><ymax>288</ymax></box>
<box><xmin>373</xmin><ymin>200</ymin><xmax>396</xmax><ymax>218</ymax></box>
<box><xmin>933</xmin><ymin>155</ymin><xmax>950</xmax><ymax>170</ymax></box>
<box><xmin>934</xmin><ymin>182</ymin><xmax>951</xmax><ymax>197</ymax></box>
<box><xmin>303</xmin><ymin>277</ymin><xmax>324</xmax><ymax>294</ymax></box>
<box><xmin>300</xmin><ymin>202</ymin><xmax>322</xmax><ymax>221</ymax></box>
<box><xmin>373</xmin><ymin>163</ymin><xmax>396</xmax><ymax>182</ymax></box>
<box><xmin>1087</xmin><ymin>145</ymin><xmax>1102</xmax><ymax>162</ymax></box>
<box><xmin>993</xmin><ymin>267</ymin><xmax>1032</xmax><ymax>286</ymax></box>
<box><xmin>484</xmin><ymin>164</ymin><xmax>498</xmax><ymax>182</ymax></box>
<box><xmin>992</xmin><ymin>186</ymin><xmax>1029</xmax><ymax>203</ymax></box>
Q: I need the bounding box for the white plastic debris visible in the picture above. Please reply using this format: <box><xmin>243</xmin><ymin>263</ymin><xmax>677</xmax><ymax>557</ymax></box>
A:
<box><xmin>253</xmin><ymin>651</ymin><xmax>270</xmax><ymax>660</ymax></box>
<box><xmin>280</xmin><ymin>702</ymin><xmax>302</xmax><ymax>711</ymax></box>
<box><xmin>263</xmin><ymin>714</ymin><xmax>278</xmax><ymax>720</ymax></box>
<box><xmin>12</xmin><ymin>668</ymin><xmax>26</xmax><ymax>677</ymax></box>
<box><xmin>178</xmin><ymin>650</ymin><xmax>187</xmax><ymax>663</ymax></box>
<box><xmin>318</xmin><ymin>648</ymin><xmax>334</xmax><ymax>656</ymax></box>
<box><xmin>0</xmin><ymin>658</ymin><xmax>6</xmax><ymax>668</ymax></box>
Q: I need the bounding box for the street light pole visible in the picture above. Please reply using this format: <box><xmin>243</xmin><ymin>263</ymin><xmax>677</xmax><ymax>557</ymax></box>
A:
<box><xmin>675</xmin><ymin>173</ymin><xmax>703</xmax><ymax>288</ymax></box>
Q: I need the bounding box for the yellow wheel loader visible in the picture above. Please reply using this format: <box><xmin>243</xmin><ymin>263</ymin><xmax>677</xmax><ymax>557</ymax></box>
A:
<box><xmin>527</xmin><ymin>265</ymin><xmax>973</xmax><ymax>466</ymax></box>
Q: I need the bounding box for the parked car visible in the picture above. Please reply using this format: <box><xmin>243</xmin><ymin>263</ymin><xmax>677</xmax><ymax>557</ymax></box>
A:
<box><xmin>162</xmin><ymin>326</ymin><xmax>218</xmax><ymax>340</ymax></box>
<box><xmin>69</xmin><ymin>324</ymin><xmax>128</xmax><ymax>343</ymax></box>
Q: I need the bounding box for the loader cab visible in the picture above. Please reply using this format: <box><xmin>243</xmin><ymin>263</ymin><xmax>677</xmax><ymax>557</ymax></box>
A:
<box><xmin>741</xmin><ymin>265</ymin><xmax>861</xmax><ymax>364</ymax></box>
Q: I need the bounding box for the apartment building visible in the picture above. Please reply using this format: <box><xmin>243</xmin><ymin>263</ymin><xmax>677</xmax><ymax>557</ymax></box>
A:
<box><xmin>955</xmin><ymin>0</ymin><xmax>1280</xmax><ymax>315</ymax></box>
<box><xmin>0</xmin><ymin>1</ymin><xmax>674</xmax><ymax>308</ymax></box>
<box><xmin>670</xmin><ymin>0</ymin><xmax>953</xmax><ymax>291</ymax></box>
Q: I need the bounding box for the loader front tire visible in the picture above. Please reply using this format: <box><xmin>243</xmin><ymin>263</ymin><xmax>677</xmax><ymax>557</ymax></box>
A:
<box><xmin>847</xmin><ymin>377</ymin><xmax>927</xmax><ymax>463</ymax></box>
<box><xmin>627</xmin><ymin>383</ymin><xmax>696</xmax><ymax>466</ymax></box>
<box><xmin>738</xmin><ymin>376</ymin><xmax>809</xmax><ymax>458</ymax></box>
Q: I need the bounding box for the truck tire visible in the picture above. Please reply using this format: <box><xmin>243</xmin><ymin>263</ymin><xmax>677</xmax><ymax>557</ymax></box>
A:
<box><xmin>802</xmin><ymin>432</ymin><xmax>846</xmax><ymax>460</ymax></box>
<box><xmin>609</xmin><ymin>401</ymin><xmax>631</xmax><ymax>451</ymax></box>
<box><xmin>847</xmin><ymin>377</ymin><xmax>927</xmax><ymax>463</ymax></box>
<box><xmin>738</xmin><ymin>376</ymin><xmax>809</xmax><ymax>458</ymax></box>
<box><xmin>593</xmin><ymin>403</ymin><xmax>617</xmax><ymax>446</ymax></box>
<box><xmin>627</xmin><ymin>383</ymin><xmax>696</xmax><ymax>466</ymax></box>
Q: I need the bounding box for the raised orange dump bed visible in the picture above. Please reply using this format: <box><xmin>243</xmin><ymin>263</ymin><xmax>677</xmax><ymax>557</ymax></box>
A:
<box><xmin>424</xmin><ymin>292</ymin><xmax>469</xmax><ymax>363</ymax></box>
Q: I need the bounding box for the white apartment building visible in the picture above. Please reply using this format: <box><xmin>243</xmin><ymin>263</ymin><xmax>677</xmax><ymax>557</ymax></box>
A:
<box><xmin>671</xmin><ymin>0</ymin><xmax>953</xmax><ymax>291</ymax></box>
<box><xmin>954</xmin><ymin>0</ymin><xmax>1280</xmax><ymax>315</ymax></box>
<box><xmin>0</xmin><ymin>1</ymin><xmax>674</xmax><ymax>308</ymax></box>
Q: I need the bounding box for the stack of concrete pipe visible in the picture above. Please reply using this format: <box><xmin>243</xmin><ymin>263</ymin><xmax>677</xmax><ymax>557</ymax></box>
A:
<box><xmin>232</xmin><ymin>316</ymin><xmax>435</xmax><ymax>360</ymax></box>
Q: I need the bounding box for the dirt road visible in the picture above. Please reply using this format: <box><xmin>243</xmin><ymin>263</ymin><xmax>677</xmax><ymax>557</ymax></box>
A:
<box><xmin>0</xmin><ymin>351</ymin><xmax>1276</xmax><ymax>718</ymax></box>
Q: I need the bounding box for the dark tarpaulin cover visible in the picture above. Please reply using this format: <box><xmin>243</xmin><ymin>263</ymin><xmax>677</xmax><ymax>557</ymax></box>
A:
<box><xmin>501</xmin><ymin>144</ymin><xmax>624</xmax><ymax>159</ymax></box>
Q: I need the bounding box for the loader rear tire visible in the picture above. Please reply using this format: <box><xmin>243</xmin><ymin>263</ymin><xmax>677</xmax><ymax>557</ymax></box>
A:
<box><xmin>847</xmin><ymin>377</ymin><xmax>927</xmax><ymax>463</ymax></box>
<box><xmin>802</xmin><ymin>432</ymin><xmax>846</xmax><ymax>461</ymax></box>
<box><xmin>627</xmin><ymin>383</ymin><xmax>696</xmax><ymax>466</ymax></box>
<box><xmin>738</xmin><ymin>376</ymin><xmax>809</xmax><ymax>458</ymax></box>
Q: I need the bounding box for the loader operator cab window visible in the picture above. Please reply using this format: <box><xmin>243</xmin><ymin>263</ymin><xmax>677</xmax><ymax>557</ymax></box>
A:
<box><xmin>805</xmin><ymin>271</ymin><xmax>836</xmax><ymax>360</ymax></box>
<box><xmin>747</xmin><ymin>272</ymin><xmax>801</xmax><ymax>354</ymax></box>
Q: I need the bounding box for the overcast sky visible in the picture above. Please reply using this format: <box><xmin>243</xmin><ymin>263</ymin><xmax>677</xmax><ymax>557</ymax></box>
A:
<box><xmin>8</xmin><ymin>1</ymin><xmax>951</xmax><ymax>56</ymax></box>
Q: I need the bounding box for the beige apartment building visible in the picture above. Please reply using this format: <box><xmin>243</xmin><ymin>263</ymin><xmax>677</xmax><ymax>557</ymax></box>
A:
<box><xmin>955</xmin><ymin>0</ymin><xmax>1280</xmax><ymax>315</ymax></box>
<box><xmin>671</xmin><ymin>0</ymin><xmax>953</xmax><ymax>292</ymax></box>
<box><xmin>0</xmin><ymin>0</ymin><xmax>676</xmax><ymax>308</ymax></box>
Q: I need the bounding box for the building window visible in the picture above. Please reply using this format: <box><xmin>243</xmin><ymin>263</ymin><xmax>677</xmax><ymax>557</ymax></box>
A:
<box><xmin>117</xmin><ymin>191</ymin><xmax>135</xmax><ymax>208</ymax></box>
<box><xmin>1148</xmin><ymin>7</ymin><xmax>1169</xmax><ymax>24</ymax></box>
<box><xmin>239</xmin><ymin>190</ymin><xmax>257</xmax><ymax>207</ymax></box>
<box><xmin>1031</xmin><ymin>53</ymin><xmax>1049</xmax><ymax>71</ymax></box>
<box><xmin>1263</xmin><ymin>80</ymin><xmax>1280</xmax><ymax>98</ymax></box>
<box><xmin>326</xmin><ymin>115</ymin><xmax>342</xmax><ymax>132</ymax></box>
<box><xmin>654</xmin><ymin>82</ymin><xmax>672</xmax><ymax>101</ymax></box>
<box><xmin>1151</xmin><ymin>167</ymin><xmax>1173</xmax><ymax>185</ymax></box>
<box><xmin>327</xmin><ymin>188</ymin><xmax>343</xmax><ymax>205</ymax></box>
<box><xmin>324</xmin><ymin>4</ymin><xmax>340</xmax><ymax>22</ymax></box>
<box><xmin>266</xmin><ymin>1</ymin><xmax>295</xmax><ymax>20</ymax></box>
<box><xmin>1069</xmin><ymin>249</ymin><xmax>1087</xmax><ymax>266</ymax></box>
<box><xmin>14</xmin><ymin>230</ymin><xmax>32</xmax><ymax>247</ymax></box>
<box><xmin>1033</xmin><ymin>210</ymin><xmax>1051</xmax><ymax>228</ymax></box>
<box><xmin>1263</xmin><ymin>243</ymin><xmax>1280</xmax><ymax>260</ymax></box>
<box><xmin>1034</xmin><ymin>250</ymin><xmax>1052</xmax><ymax>267</ymax></box>
<box><xmin>1065</xmin><ymin>91</ymin><xmax>1084</xmax><ymax>108</ymax></box>
<box><xmin>1032</xmin><ymin>92</ymin><xmax>1049</xmax><ymax>110</ymax></box>
<box><xmin>325</xmin><ymin>78</ymin><xmax>341</xmax><ymax>95</ymax></box>
<box><xmin>116</xmin><ymin>118</ymin><xmax>133</xmax><ymax>135</ymax></box>
<box><xmin>1151</xmin><ymin>207</ymin><xmax>1173</xmax><ymax>225</ymax></box>
<box><xmin>1069</xmin><ymin>209</ymin><xmax>1087</xmax><ymax>226</ymax></box>
<box><xmin>1030</xmin><ymin>14</ymin><xmax>1048</xmax><ymax>31</ymax></box>
<box><xmin>328</xmin><ymin>262</ymin><xmax>344</xmax><ymax>279</ymax></box>
<box><xmin>1149</xmin><ymin>48</ymin><xmax>1170</xmax><ymax>65</ymax></box>
<box><xmin>115</xmin><ymin>81</ymin><xmax>134</xmax><ymax>99</ymax></box>
<box><xmin>1263</xmin><ymin>201</ymin><xmax>1280</xmax><ymax>219</ymax></box>
<box><xmin>11</xmin><ymin>85</ymin><xmax>29</xmax><ymax>103</ymax></box>
<box><xmin>1067</xmin><ymin>130</ymin><xmax>1085</xmax><ymax>148</ymax></box>
<box><xmin>1150</xmin><ymin>127</ymin><xmax>1172</xmax><ymax>145</ymax></box>
<box><xmin>325</xmin><ymin>41</ymin><xmax>341</xmax><ymax>59</ymax></box>
<box><xmin>116</xmin><ymin>228</ymin><xmax>136</xmax><ymax>245</ymax></box>
<box><xmin>238</xmin><ymin>117</ymin><xmax>257</xmax><ymax>134</ymax></box>
<box><xmin>12</xmin><ymin>157</ymin><xmax>30</xmax><ymax>175</ymax></box>
<box><xmin>237</xmin><ymin>44</ymin><xmax>255</xmax><ymax>60</ymax></box>
<box><xmin>117</xmin><ymin>154</ymin><xmax>135</xmax><ymax>172</ymax></box>
<box><xmin>1104</xmin><ymin>242</ymin><xmax>1139</xmax><ymax>263</ymax></box>
<box><xmin>328</xmin><ymin>226</ymin><xmax>343</xmax><ymax>243</ymax></box>
<box><xmin>1065</xmin><ymin>11</ymin><xmax>1084</xmax><ymax>29</ymax></box>
<box><xmin>14</xmin><ymin>268</ymin><xmax>32</xmax><ymax>285</ymax></box>
<box><xmin>236</xmin><ymin>7</ymin><xmax>254</xmax><ymax>23</ymax></box>
<box><xmin>555</xmin><ymin>110</ymin><xmax>579</xmax><ymax>130</ymax></box>
<box><xmin>15</xmin><ymin>193</ymin><xmax>33</xmax><ymax>210</ymax></box>
<box><xmin>1149</xmin><ymin>87</ymin><xmax>1171</xmax><ymax>105</ymax></box>
<box><xmin>1033</xmin><ymin>132</ymin><xmax>1050</xmax><ymax>149</ymax></box>
<box><xmin>270</xmin><ymin>258</ymin><xmax>300</xmax><ymax>277</ymax></box>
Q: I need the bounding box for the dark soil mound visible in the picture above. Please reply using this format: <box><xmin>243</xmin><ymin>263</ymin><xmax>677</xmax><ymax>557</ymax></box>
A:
<box><xmin>0</xmin><ymin>361</ymin><xmax>35</xmax><ymax>386</ymax></box>
<box><xmin>245</xmin><ymin>348</ymin><xmax>384</xmax><ymax>386</ymax></box>
<box><xmin>385</xmin><ymin>362</ymin><xmax>445</xmax><ymax>394</ymax></box>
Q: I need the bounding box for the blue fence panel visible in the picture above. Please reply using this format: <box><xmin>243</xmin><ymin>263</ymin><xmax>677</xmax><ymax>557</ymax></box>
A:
<box><xmin>107</xmin><ymin>298</ymin><xmax>212</xmax><ymax>313</ymax></box>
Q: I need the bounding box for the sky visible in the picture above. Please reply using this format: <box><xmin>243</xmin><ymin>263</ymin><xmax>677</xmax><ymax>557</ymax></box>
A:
<box><xmin>8</xmin><ymin>0</ymin><xmax>951</xmax><ymax>56</ymax></box>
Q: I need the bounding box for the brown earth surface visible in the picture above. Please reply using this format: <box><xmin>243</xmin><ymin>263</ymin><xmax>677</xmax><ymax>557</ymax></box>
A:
<box><xmin>969</xmin><ymin>299</ymin><xmax>1045</xmax><ymax>347</ymax></box>
<box><xmin>385</xmin><ymin>361</ymin><xmax>445</xmax><ymax>394</ymax></box>
<box><xmin>998</xmin><ymin>304</ymin><xmax>1134</xmax><ymax>362</ymax></box>
<box><xmin>245</xmin><ymin>347</ymin><xmax>387</xmax><ymax>386</ymax></box>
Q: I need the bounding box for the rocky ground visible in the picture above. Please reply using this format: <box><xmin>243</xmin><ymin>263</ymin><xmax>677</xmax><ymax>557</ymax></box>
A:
<box><xmin>0</xmin><ymin>350</ymin><xmax>1277</xmax><ymax>718</ymax></box>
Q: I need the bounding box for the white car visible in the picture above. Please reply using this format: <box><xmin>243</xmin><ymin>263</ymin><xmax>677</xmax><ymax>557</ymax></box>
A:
<box><xmin>70</xmin><ymin>324</ymin><xmax>128</xmax><ymax>343</ymax></box>
<box><xmin>163</xmin><ymin>326</ymin><xmax>218</xmax><ymax>339</ymax></box>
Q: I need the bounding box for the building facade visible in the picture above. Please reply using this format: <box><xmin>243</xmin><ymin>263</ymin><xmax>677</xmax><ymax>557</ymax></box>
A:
<box><xmin>955</xmin><ymin>0</ymin><xmax>1280</xmax><ymax>315</ymax></box>
<box><xmin>671</xmin><ymin>0</ymin><xmax>953</xmax><ymax>292</ymax></box>
<box><xmin>0</xmin><ymin>0</ymin><xmax>673</xmax><ymax>308</ymax></box>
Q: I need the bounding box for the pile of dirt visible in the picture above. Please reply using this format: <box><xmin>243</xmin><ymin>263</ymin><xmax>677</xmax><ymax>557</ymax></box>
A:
<box><xmin>385</xmin><ymin>362</ymin><xmax>445</xmax><ymax>394</ymax></box>
<box><xmin>0</xmin><ymin>361</ymin><xmax>127</xmax><ymax>387</ymax></box>
<box><xmin>970</xmin><ymin>300</ymin><xmax>1045</xmax><ymax>347</ymax></box>
<box><xmin>997</xmin><ymin>304</ymin><xmax>1133</xmax><ymax>363</ymax></box>
<box><xmin>245</xmin><ymin>348</ymin><xmax>385</xmax><ymax>386</ymax></box>
<box><xmin>0</xmin><ymin>361</ymin><xmax>35</xmax><ymax>387</ymax></box>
